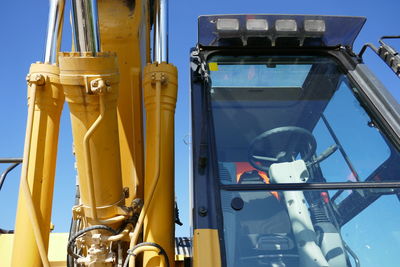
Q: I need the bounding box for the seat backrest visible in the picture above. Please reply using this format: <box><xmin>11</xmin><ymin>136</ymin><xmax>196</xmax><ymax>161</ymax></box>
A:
<box><xmin>237</xmin><ymin>171</ymin><xmax>293</xmax><ymax>250</ymax></box>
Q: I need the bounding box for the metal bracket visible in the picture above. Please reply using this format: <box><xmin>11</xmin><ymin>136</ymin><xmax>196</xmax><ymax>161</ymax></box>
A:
<box><xmin>359</xmin><ymin>36</ymin><xmax>400</xmax><ymax>77</ymax></box>
<box><xmin>190</xmin><ymin>46</ymin><xmax>210</xmax><ymax>82</ymax></box>
<box><xmin>83</xmin><ymin>75</ymin><xmax>112</xmax><ymax>94</ymax></box>
<box><xmin>90</xmin><ymin>78</ymin><xmax>111</xmax><ymax>94</ymax></box>
<box><xmin>26</xmin><ymin>73</ymin><xmax>46</xmax><ymax>86</ymax></box>
<box><xmin>72</xmin><ymin>204</ymin><xmax>85</xmax><ymax>220</ymax></box>
<box><xmin>150</xmin><ymin>71</ymin><xmax>168</xmax><ymax>86</ymax></box>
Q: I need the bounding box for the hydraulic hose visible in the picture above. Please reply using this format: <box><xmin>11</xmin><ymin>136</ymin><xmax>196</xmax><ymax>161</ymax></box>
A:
<box><xmin>67</xmin><ymin>224</ymin><xmax>118</xmax><ymax>259</ymax></box>
<box><xmin>123</xmin><ymin>242</ymin><xmax>170</xmax><ymax>267</ymax></box>
<box><xmin>67</xmin><ymin>221</ymin><xmax>136</xmax><ymax>262</ymax></box>
<box><xmin>82</xmin><ymin>94</ymin><xmax>106</xmax><ymax>221</ymax></box>
<box><xmin>104</xmin><ymin>223</ymin><xmax>133</xmax><ymax>242</ymax></box>
<box><xmin>20</xmin><ymin>81</ymin><xmax>51</xmax><ymax>267</ymax></box>
<box><xmin>0</xmin><ymin>162</ymin><xmax>21</xmax><ymax>191</ymax></box>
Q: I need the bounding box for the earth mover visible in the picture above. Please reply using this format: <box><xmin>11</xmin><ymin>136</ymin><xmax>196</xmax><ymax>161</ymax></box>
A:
<box><xmin>0</xmin><ymin>1</ymin><xmax>400</xmax><ymax>267</ymax></box>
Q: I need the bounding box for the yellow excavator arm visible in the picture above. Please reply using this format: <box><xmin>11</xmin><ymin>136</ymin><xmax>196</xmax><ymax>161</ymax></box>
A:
<box><xmin>1</xmin><ymin>1</ymin><xmax>178</xmax><ymax>266</ymax></box>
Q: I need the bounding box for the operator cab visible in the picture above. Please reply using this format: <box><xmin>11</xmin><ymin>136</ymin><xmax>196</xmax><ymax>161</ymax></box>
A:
<box><xmin>190</xmin><ymin>15</ymin><xmax>400</xmax><ymax>267</ymax></box>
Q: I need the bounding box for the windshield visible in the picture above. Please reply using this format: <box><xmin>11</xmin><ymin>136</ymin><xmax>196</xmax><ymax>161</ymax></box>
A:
<box><xmin>208</xmin><ymin>54</ymin><xmax>400</xmax><ymax>267</ymax></box>
<box><xmin>209</xmin><ymin>55</ymin><xmax>400</xmax><ymax>184</ymax></box>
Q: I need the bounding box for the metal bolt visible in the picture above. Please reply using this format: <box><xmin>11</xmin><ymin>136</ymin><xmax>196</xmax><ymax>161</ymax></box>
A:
<box><xmin>123</xmin><ymin>187</ymin><xmax>129</xmax><ymax>198</ymax></box>
<box><xmin>29</xmin><ymin>74</ymin><xmax>45</xmax><ymax>86</ymax></box>
<box><xmin>198</xmin><ymin>206</ymin><xmax>208</xmax><ymax>217</ymax></box>
<box><xmin>90</xmin><ymin>78</ymin><xmax>109</xmax><ymax>94</ymax></box>
<box><xmin>131</xmin><ymin>198</ymin><xmax>144</xmax><ymax>214</ymax></box>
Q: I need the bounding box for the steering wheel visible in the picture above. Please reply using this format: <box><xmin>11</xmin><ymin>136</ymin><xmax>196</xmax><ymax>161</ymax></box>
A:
<box><xmin>248</xmin><ymin>126</ymin><xmax>317</xmax><ymax>172</ymax></box>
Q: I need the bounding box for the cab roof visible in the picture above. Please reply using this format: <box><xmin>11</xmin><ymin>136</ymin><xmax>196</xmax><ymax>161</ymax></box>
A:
<box><xmin>198</xmin><ymin>14</ymin><xmax>366</xmax><ymax>49</ymax></box>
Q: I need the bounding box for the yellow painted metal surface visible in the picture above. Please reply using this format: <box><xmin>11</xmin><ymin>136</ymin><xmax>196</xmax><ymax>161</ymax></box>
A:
<box><xmin>59</xmin><ymin>52</ymin><xmax>124</xmax><ymax>223</ymax></box>
<box><xmin>1</xmin><ymin>233</ymin><xmax>69</xmax><ymax>267</ymax></box>
<box><xmin>142</xmin><ymin>63</ymin><xmax>178</xmax><ymax>267</ymax></box>
<box><xmin>98</xmin><ymin>0</ymin><xmax>149</xmax><ymax>205</ymax></box>
<box><xmin>192</xmin><ymin>229</ymin><xmax>222</xmax><ymax>267</ymax></box>
<box><xmin>174</xmin><ymin>255</ymin><xmax>186</xmax><ymax>267</ymax></box>
<box><xmin>8</xmin><ymin>1</ymin><xmax>183</xmax><ymax>266</ymax></box>
<box><xmin>48</xmin><ymin>233</ymin><xmax>69</xmax><ymax>267</ymax></box>
<box><xmin>11</xmin><ymin>63</ymin><xmax>64</xmax><ymax>267</ymax></box>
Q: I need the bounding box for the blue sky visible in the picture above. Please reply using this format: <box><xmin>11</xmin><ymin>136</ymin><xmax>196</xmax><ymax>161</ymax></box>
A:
<box><xmin>0</xmin><ymin>0</ymin><xmax>399</xmax><ymax>240</ymax></box>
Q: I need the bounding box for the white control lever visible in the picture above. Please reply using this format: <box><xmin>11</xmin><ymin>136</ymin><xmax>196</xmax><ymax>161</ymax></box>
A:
<box><xmin>269</xmin><ymin>160</ymin><xmax>329</xmax><ymax>267</ymax></box>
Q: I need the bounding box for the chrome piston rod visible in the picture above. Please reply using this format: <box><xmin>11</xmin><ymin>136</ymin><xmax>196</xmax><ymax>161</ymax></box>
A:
<box><xmin>71</xmin><ymin>0</ymin><xmax>101</xmax><ymax>53</ymax></box>
<box><xmin>153</xmin><ymin>0</ymin><xmax>168</xmax><ymax>63</ymax></box>
<box><xmin>44</xmin><ymin>0</ymin><xmax>65</xmax><ymax>64</ymax></box>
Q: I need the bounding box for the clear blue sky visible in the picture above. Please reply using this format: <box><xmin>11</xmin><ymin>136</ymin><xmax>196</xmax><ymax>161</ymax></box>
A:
<box><xmin>0</xmin><ymin>0</ymin><xmax>399</xmax><ymax>240</ymax></box>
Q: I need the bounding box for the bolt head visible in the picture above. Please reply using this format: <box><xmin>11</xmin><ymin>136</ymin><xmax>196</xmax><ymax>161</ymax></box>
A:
<box><xmin>123</xmin><ymin>187</ymin><xmax>129</xmax><ymax>198</ymax></box>
<box><xmin>198</xmin><ymin>206</ymin><xmax>208</xmax><ymax>217</ymax></box>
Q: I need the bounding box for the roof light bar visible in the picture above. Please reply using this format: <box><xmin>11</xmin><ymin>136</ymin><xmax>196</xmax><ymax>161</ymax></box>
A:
<box><xmin>275</xmin><ymin>19</ymin><xmax>297</xmax><ymax>32</ymax></box>
<box><xmin>217</xmin><ymin>18</ymin><xmax>239</xmax><ymax>31</ymax></box>
<box><xmin>198</xmin><ymin>15</ymin><xmax>366</xmax><ymax>48</ymax></box>
<box><xmin>246</xmin><ymin>19</ymin><xmax>268</xmax><ymax>31</ymax></box>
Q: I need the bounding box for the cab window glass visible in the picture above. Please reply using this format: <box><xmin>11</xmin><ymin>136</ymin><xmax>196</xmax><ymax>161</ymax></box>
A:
<box><xmin>208</xmin><ymin>55</ymin><xmax>398</xmax><ymax>184</ymax></box>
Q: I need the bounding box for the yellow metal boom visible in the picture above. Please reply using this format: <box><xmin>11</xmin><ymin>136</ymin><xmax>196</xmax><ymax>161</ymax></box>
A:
<box><xmin>6</xmin><ymin>0</ymin><xmax>178</xmax><ymax>266</ymax></box>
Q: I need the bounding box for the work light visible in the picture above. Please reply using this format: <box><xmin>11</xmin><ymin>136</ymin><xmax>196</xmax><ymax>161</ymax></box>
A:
<box><xmin>217</xmin><ymin>18</ymin><xmax>239</xmax><ymax>31</ymax></box>
<box><xmin>304</xmin><ymin>20</ymin><xmax>325</xmax><ymax>32</ymax></box>
<box><xmin>275</xmin><ymin>19</ymin><xmax>297</xmax><ymax>32</ymax></box>
<box><xmin>246</xmin><ymin>19</ymin><xmax>268</xmax><ymax>31</ymax></box>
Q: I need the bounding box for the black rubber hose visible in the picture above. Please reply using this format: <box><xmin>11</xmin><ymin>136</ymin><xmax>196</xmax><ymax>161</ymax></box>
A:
<box><xmin>0</xmin><ymin>162</ymin><xmax>21</xmax><ymax>191</ymax></box>
<box><xmin>123</xmin><ymin>242</ymin><xmax>170</xmax><ymax>267</ymax></box>
<box><xmin>67</xmin><ymin>225</ymin><xmax>118</xmax><ymax>259</ymax></box>
<box><xmin>0</xmin><ymin>228</ymin><xmax>14</xmax><ymax>234</ymax></box>
<box><xmin>0</xmin><ymin>162</ymin><xmax>22</xmax><ymax>234</ymax></box>
<box><xmin>67</xmin><ymin>186</ymin><xmax>81</xmax><ymax>267</ymax></box>
<box><xmin>67</xmin><ymin>218</ymin><xmax>80</xmax><ymax>267</ymax></box>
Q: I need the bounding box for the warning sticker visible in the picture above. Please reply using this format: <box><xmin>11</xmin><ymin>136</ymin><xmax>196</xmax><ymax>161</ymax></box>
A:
<box><xmin>208</xmin><ymin>62</ymin><xmax>219</xmax><ymax>71</ymax></box>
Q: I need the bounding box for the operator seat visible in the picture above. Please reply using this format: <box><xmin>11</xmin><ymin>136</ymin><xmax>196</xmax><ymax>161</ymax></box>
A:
<box><xmin>235</xmin><ymin>170</ymin><xmax>297</xmax><ymax>266</ymax></box>
<box><xmin>238</xmin><ymin>171</ymin><xmax>290</xmax><ymax>235</ymax></box>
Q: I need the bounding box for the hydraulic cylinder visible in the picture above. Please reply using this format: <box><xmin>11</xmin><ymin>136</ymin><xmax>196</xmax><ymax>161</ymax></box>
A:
<box><xmin>142</xmin><ymin>62</ymin><xmax>178</xmax><ymax>267</ymax></box>
<box><xmin>11</xmin><ymin>63</ymin><xmax>64</xmax><ymax>267</ymax></box>
<box><xmin>98</xmin><ymin>0</ymin><xmax>148</xmax><ymax>207</ymax></box>
<box><xmin>59</xmin><ymin>52</ymin><xmax>124</xmax><ymax>225</ymax></box>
